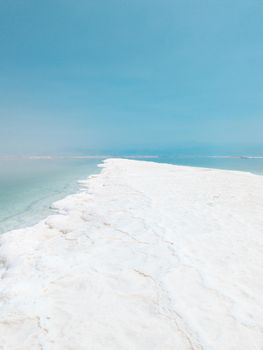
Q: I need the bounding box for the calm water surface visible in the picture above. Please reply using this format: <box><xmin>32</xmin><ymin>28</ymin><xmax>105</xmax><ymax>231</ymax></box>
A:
<box><xmin>0</xmin><ymin>158</ymin><xmax>100</xmax><ymax>233</ymax></box>
<box><xmin>157</xmin><ymin>155</ymin><xmax>263</xmax><ymax>174</ymax></box>
<box><xmin>0</xmin><ymin>155</ymin><xmax>263</xmax><ymax>234</ymax></box>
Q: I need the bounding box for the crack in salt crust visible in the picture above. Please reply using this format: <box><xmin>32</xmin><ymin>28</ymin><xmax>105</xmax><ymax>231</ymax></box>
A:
<box><xmin>0</xmin><ymin>159</ymin><xmax>263</xmax><ymax>349</ymax></box>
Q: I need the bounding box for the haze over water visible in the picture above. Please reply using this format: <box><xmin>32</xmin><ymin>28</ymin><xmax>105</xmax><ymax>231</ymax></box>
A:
<box><xmin>1</xmin><ymin>0</ymin><xmax>263</xmax><ymax>156</ymax></box>
<box><xmin>1</xmin><ymin>1</ymin><xmax>263</xmax><ymax>233</ymax></box>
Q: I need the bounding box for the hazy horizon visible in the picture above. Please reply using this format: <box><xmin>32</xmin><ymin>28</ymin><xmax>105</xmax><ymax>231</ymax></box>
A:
<box><xmin>1</xmin><ymin>0</ymin><xmax>263</xmax><ymax>154</ymax></box>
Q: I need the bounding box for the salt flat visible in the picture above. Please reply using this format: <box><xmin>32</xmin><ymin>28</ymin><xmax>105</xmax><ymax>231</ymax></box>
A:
<box><xmin>0</xmin><ymin>158</ymin><xmax>263</xmax><ymax>349</ymax></box>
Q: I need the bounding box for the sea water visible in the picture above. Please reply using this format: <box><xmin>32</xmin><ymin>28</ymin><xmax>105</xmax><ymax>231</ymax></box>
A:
<box><xmin>0</xmin><ymin>158</ymin><xmax>101</xmax><ymax>234</ymax></box>
<box><xmin>156</xmin><ymin>155</ymin><xmax>263</xmax><ymax>174</ymax></box>
<box><xmin>0</xmin><ymin>154</ymin><xmax>263</xmax><ymax>234</ymax></box>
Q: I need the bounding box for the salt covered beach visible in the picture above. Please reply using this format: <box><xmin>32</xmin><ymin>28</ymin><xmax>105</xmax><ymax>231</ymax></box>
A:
<box><xmin>0</xmin><ymin>158</ymin><xmax>263</xmax><ymax>349</ymax></box>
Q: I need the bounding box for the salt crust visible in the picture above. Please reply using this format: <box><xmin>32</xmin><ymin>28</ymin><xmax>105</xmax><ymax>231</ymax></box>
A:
<box><xmin>0</xmin><ymin>159</ymin><xmax>263</xmax><ymax>349</ymax></box>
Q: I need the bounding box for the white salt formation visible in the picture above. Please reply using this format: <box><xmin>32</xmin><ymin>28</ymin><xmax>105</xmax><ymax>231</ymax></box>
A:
<box><xmin>0</xmin><ymin>159</ymin><xmax>263</xmax><ymax>349</ymax></box>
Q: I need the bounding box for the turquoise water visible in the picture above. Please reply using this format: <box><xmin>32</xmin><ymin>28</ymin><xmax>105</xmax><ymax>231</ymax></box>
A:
<box><xmin>156</xmin><ymin>155</ymin><xmax>263</xmax><ymax>174</ymax></box>
<box><xmin>0</xmin><ymin>158</ymin><xmax>101</xmax><ymax>234</ymax></box>
<box><xmin>0</xmin><ymin>155</ymin><xmax>263</xmax><ymax>234</ymax></box>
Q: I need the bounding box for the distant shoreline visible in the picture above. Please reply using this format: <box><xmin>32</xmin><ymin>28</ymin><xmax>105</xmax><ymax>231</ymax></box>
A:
<box><xmin>0</xmin><ymin>155</ymin><xmax>160</xmax><ymax>160</ymax></box>
<box><xmin>1</xmin><ymin>154</ymin><xmax>263</xmax><ymax>160</ymax></box>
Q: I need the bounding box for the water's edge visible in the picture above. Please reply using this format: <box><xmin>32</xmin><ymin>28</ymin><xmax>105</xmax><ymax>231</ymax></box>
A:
<box><xmin>1</xmin><ymin>156</ymin><xmax>263</xmax><ymax>235</ymax></box>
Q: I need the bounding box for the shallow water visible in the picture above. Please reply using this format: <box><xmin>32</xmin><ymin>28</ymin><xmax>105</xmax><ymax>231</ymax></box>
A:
<box><xmin>0</xmin><ymin>155</ymin><xmax>263</xmax><ymax>234</ymax></box>
<box><xmin>0</xmin><ymin>158</ymin><xmax>100</xmax><ymax>233</ymax></box>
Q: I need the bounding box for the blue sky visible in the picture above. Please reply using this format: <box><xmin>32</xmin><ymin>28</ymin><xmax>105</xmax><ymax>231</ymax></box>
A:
<box><xmin>0</xmin><ymin>0</ymin><xmax>263</xmax><ymax>154</ymax></box>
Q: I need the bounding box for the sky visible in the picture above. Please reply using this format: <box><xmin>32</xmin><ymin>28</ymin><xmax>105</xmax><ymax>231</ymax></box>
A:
<box><xmin>0</xmin><ymin>0</ymin><xmax>263</xmax><ymax>155</ymax></box>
